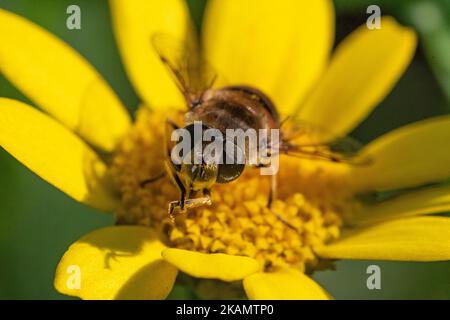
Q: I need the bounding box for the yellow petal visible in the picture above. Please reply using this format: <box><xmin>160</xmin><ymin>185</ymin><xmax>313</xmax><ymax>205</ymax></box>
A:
<box><xmin>298</xmin><ymin>17</ymin><xmax>417</xmax><ymax>137</ymax></box>
<box><xmin>349</xmin><ymin>184</ymin><xmax>450</xmax><ymax>226</ymax></box>
<box><xmin>55</xmin><ymin>226</ymin><xmax>177</xmax><ymax>300</ymax></box>
<box><xmin>110</xmin><ymin>0</ymin><xmax>190</xmax><ymax>110</ymax></box>
<box><xmin>352</xmin><ymin>116</ymin><xmax>450</xmax><ymax>191</ymax></box>
<box><xmin>162</xmin><ymin>248</ymin><xmax>260</xmax><ymax>281</ymax></box>
<box><xmin>0</xmin><ymin>98</ymin><xmax>118</xmax><ymax>212</ymax></box>
<box><xmin>203</xmin><ymin>0</ymin><xmax>334</xmax><ymax>115</ymax></box>
<box><xmin>316</xmin><ymin>217</ymin><xmax>450</xmax><ymax>261</ymax></box>
<box><xmin>243</xmin><ymin>268</ymin><xmax>330</xmax><ymax>300</ymax></box>
<box><xmin>0</xmin><ymin>9</ymin><xmax>130</xmax><ymax>152</ymax></box>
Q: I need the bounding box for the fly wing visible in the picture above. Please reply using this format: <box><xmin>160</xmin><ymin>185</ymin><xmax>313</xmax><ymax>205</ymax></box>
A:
<box><xmin>152</xmin><ymin>33</ymin><xmax>218</xmax><ymax>108</ymax></box>
<box><xmin>279</xmin><ymin>118</ymin><xmax>372</xmax><ymax>165</ymax></box>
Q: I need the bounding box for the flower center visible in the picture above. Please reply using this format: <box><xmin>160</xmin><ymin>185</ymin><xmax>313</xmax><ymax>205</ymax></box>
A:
<box><xmin>111</xmin><ymin>108</ymin><xmax>354</xmax><ymax>272</ymax></box>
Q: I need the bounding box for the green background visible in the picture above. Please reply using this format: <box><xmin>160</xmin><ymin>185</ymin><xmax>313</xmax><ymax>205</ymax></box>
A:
<box><xmin>0</xmin><ymin>0</ymin><xmax>449</xmax><ymax>299</ymax></box>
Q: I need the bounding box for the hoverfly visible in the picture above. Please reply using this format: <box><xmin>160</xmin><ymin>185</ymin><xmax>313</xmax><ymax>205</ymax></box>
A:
<box><xmin>142</xmin><ymin>34</ymin><xmax>369</xmax><ymax>225</ymax></box>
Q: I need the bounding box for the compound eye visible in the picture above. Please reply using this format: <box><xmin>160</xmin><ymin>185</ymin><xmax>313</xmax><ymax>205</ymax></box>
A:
<box><xmin>216</xmin><ymin>140</ymin><xmax>245</xmax><ymax>183</ymax></box>
<box><xmin>217</xmin><ymin>163</ymin><xmax>245</xmax><ymax>183</ymax></box>
<box><xmin>184</xmin><ymin>123</ymin><xmax>210</xmax><ymax>146</ymax></box>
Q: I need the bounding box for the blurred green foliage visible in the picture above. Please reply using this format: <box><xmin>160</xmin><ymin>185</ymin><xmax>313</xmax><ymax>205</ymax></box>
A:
<box><xmin>0</xmin><ymin>0</ymin><xmax>449</xmax><ymax>299</ymax></box>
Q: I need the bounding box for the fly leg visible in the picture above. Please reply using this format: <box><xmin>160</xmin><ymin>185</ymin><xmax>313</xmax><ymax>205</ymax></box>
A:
<box><xmin>182</xmin><ymin>189</ymin><xmax>212</xmax><ymax>210</ymax></box>
<box><xmin>169</xmin><ymin>189</ymin><xmax>212</xmax><ymax>220</ymax></box>
<box><xmin>167</xmin><ymin>163</ymin><xmax>187</xmax><ymax>221</ymax></box>
<box><xmin>164</xmin><ymin>118</ymin><xmax>189</xmax><ymax>221</ymax></box>
<box><xmin>267</xmin><ymin>173</ymin><xmax>298</xmax><ymax>231</ymax></box>
<box><xmin>267</xmin><ymin>172</ymin><xmax>277</xmax><ymax>208</ymax></box>
<box><xmin>140</xmin><ymin>172</ymin><xmax>166</xmax><ymax>188</ymax></box>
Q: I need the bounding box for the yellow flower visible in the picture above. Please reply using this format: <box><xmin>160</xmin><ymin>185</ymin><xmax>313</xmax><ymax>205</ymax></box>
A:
<box><xmin>1</xmin><ymin>0</ymin><xmax>450</xmax><ymax>300</ymax></box>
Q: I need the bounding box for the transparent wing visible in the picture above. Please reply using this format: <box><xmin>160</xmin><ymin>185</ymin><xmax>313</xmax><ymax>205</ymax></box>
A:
<box><xmin>278</xmin><ymin>118</ymin><xmax>372</xmax><ymax>166</ymax></box>
<box><xmin>152</xmin><ymin>33</ymin><xmax>218</xmax><ymax>108</ymax></box>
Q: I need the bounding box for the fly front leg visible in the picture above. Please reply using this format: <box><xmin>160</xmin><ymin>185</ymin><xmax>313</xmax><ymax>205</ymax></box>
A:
<box><xmin>167</xmin><ymin>172</ymin><xmax>187</xmax><ymax>221</ymax></box>
<box><xmin>164</xmin><ymin>118</ymin><xmax>187</xmax><ymax>221</ymax></box>
<box><xmin>168</xmin><ymin>189</ymin><xmax>212</xmax><ymax>220</ymax></box>
<box><xmin>182</xmin><ymin>189</ymin><xmax>212</xmax><ymax>210</ymax></box>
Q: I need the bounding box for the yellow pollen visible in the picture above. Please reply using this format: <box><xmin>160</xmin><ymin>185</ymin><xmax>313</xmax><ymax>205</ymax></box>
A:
<box><xmin>111</xmin><ymin>108</ymin><xmax>354</xmax><ymax>272</ymax></box>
